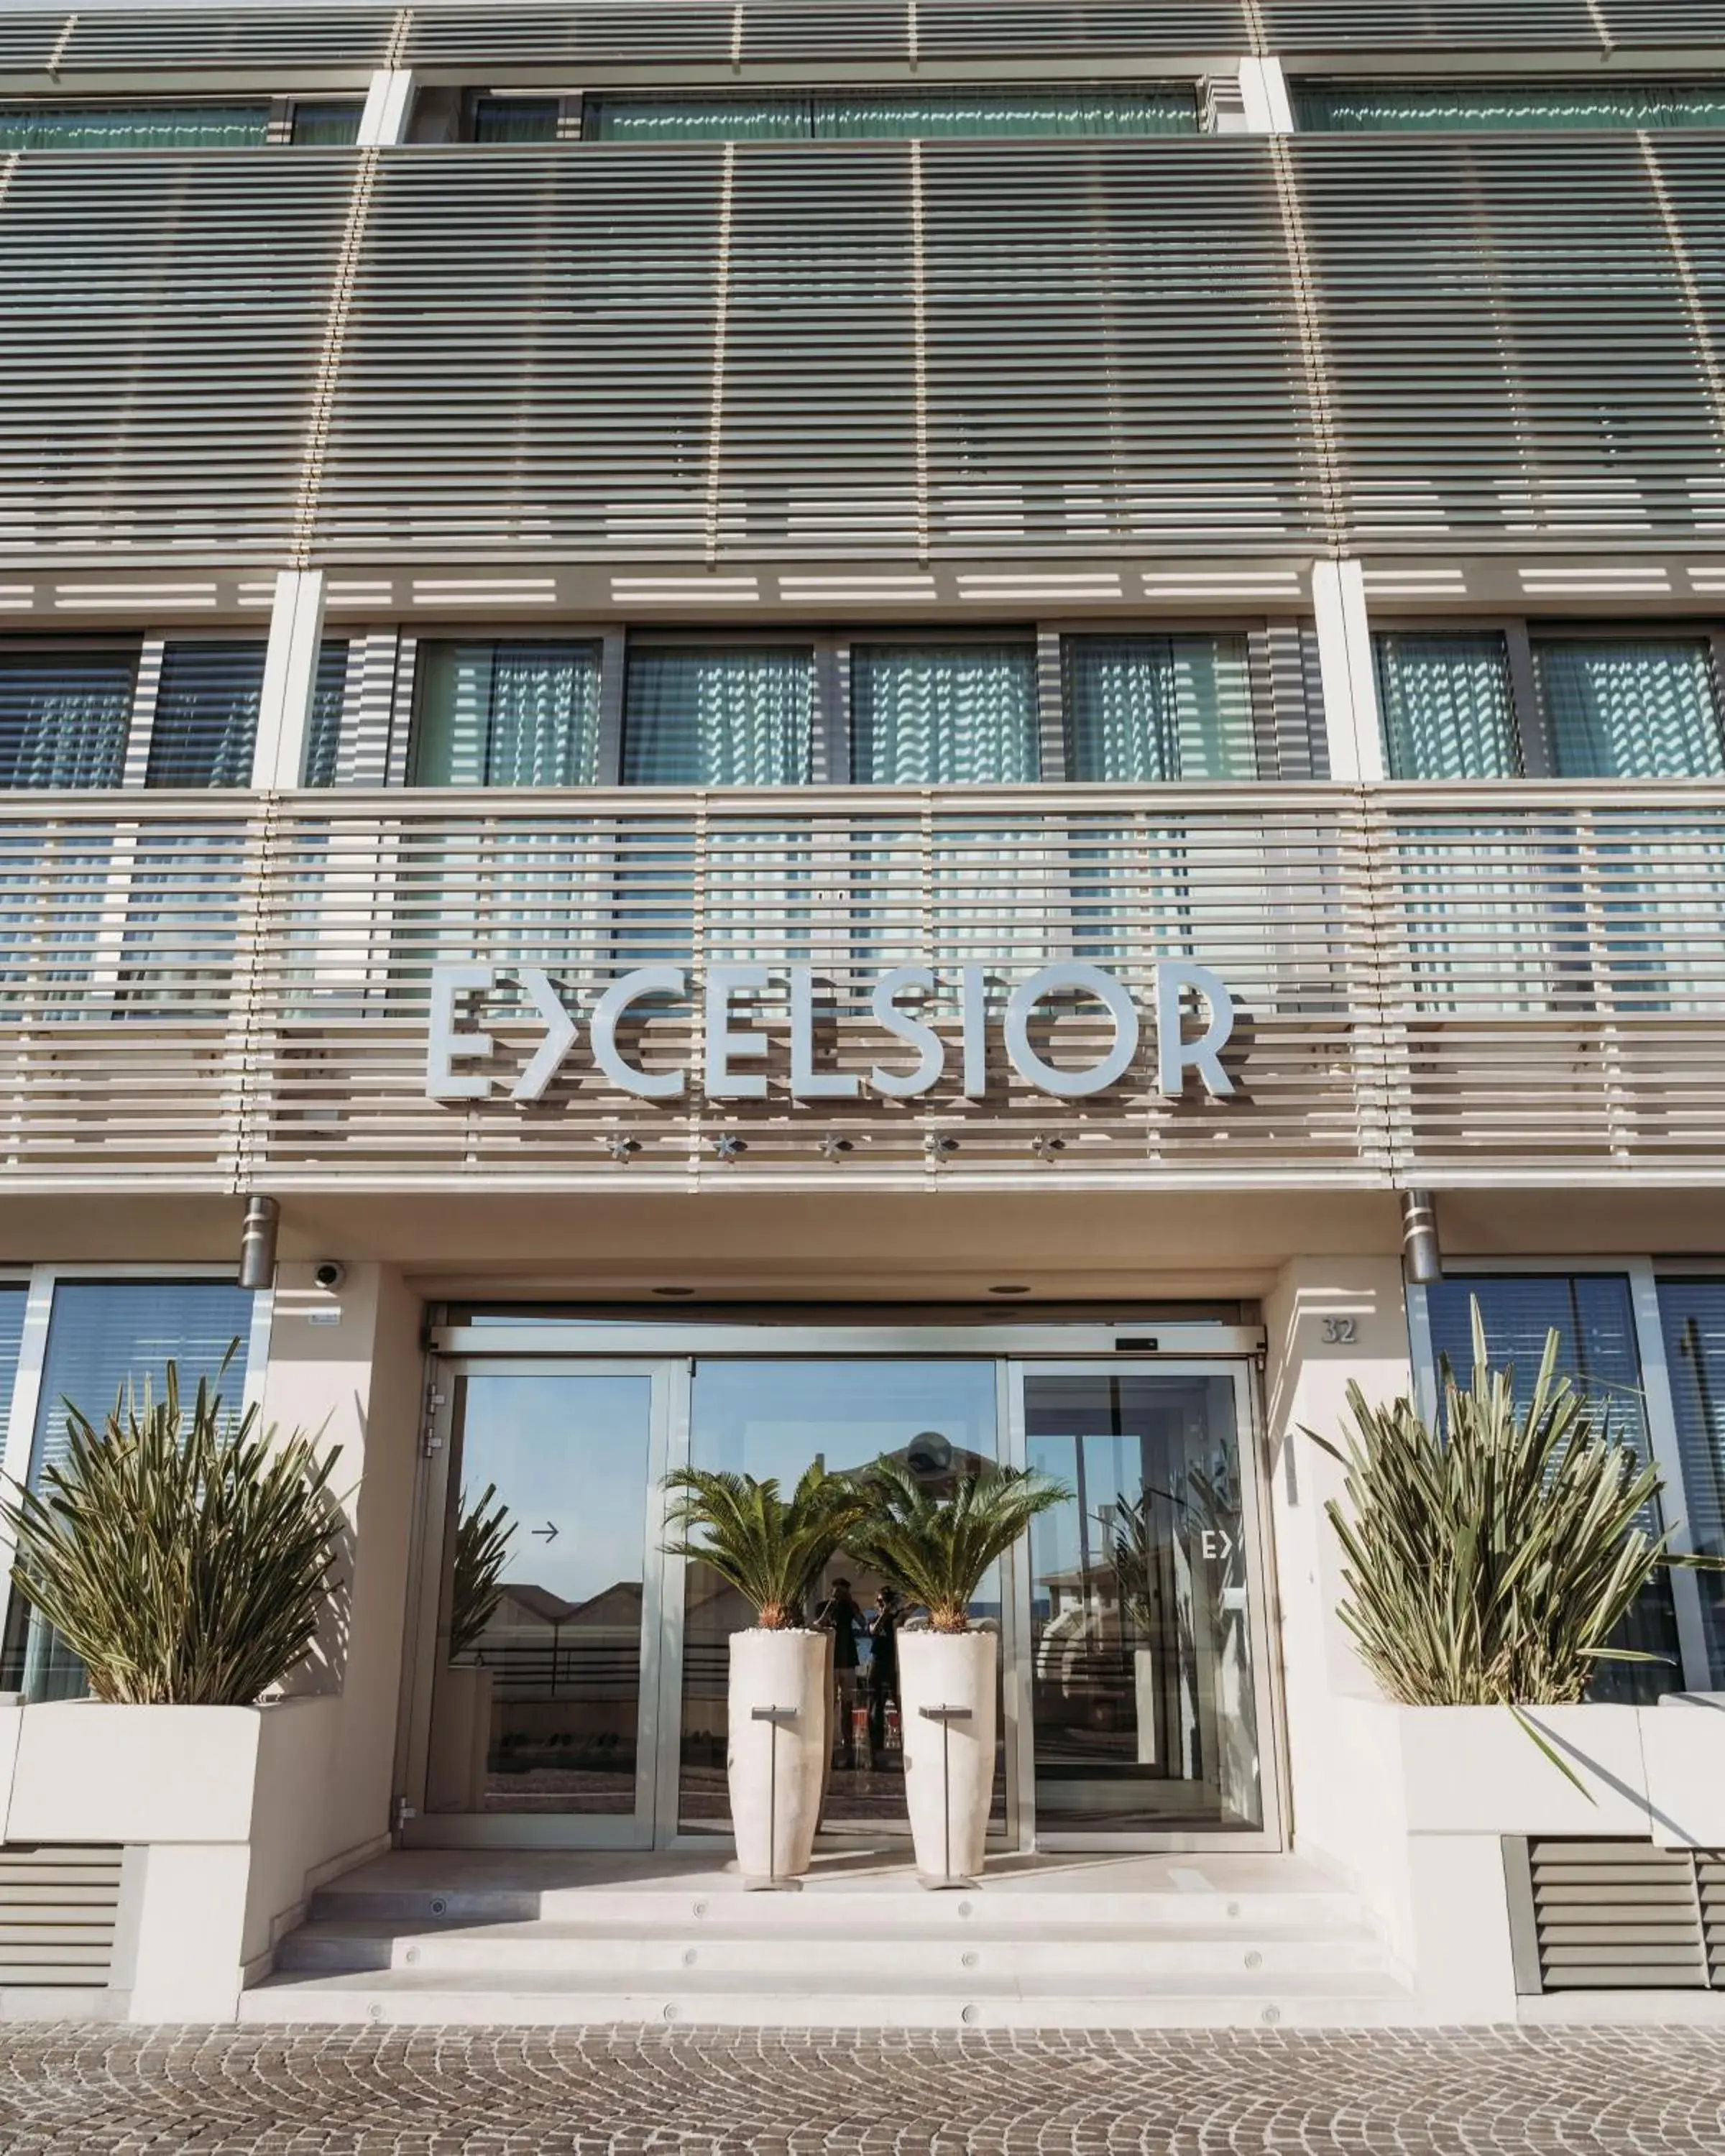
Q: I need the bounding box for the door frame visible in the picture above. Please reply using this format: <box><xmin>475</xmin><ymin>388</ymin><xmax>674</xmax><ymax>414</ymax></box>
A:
<box><xmin>398</xmin><ymin>1355</ymin><xmax>676</xmax><ymax>1850</ymax></box>
<box><xmin>400</xmin><ymin>1321</ymin><xmax>1281</xmax><ymax>1854</ymax></box>
<box><xmin>1004</xmin><ymin>1357</ymin><xmax>1286</xmax><ymax>1853</ymax></box>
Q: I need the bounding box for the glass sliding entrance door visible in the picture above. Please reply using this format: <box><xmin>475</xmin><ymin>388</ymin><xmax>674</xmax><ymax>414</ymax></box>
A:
<box><xmin>673</xmin><ymin>1358</ymin><xmax>1008</xmax><ymax>1839</ymax></box>
<box><xmin>404</xmin><ymin>1360</ymin><xmax>670</xmax><ymax>1846</ymax></box>
<box><xmin>1010</xmin><ymin>1362</ymin><xmax>1276</xmax><ymax>1846</ymax></box>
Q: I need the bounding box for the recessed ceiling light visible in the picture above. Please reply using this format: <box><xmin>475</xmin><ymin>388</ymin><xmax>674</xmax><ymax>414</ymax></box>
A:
<box><xmin>988</xmin><ymin>1284</ymin><xmax>1031</xmax><ymax>1296</ymax></box>
<box><xmin>652</xmin><ymin>1286</ymin><xmax>696</xmax><ymax>1297</ymax></box>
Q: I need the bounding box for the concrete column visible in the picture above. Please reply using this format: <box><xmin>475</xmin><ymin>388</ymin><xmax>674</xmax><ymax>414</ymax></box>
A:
<box><xmin>253</xmin><ymin>568</ymin><xmax>328</xmax><ymax>789</ymax></box>
<box><xmin>1238</xmin><ymin>57</ymin><xmax>1294</xmax><ymax>134</ymax></box>
<box><xmin>1310</xmin><ymin>557</ymin><xmax>1385</xmax><ymax>781</ymax></box>
<box><xmin>244</xmin><ymin>1263</ymin><xmax>423</xmax><ymax>1971</ymax></box>
<box><xmin>1261</xmin><ymin>1256</ymin><xmax>1410</xmax><ymax>1859</ymax></box>
<box><xmin>358</xmin><ymin>69</ymin><xmax>415</xmax><ymax>147</ymax></box>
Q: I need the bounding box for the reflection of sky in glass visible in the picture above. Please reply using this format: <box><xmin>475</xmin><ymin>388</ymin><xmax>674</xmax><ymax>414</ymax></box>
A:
<box><xmin>455</xmin><ymin>1373</ymin><xmax>651</xmax><ymax>1606</ymax></box>
<box><xmin>691</xmin><ymin>1360</ymin><xmax>998</xmax><ymax>1480</ymax></box>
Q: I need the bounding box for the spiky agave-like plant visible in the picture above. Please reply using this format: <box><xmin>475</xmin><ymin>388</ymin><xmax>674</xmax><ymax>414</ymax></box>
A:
<box><xmin>662</xmin><ymin>1463</ymin><xmax>873</xmax><ymax>1629</ymax></box>
<box><xmin>450</xmin><ymin>1481</ymin><xmax>516</xmax><ymax>1660</ymax></box>
<box><xmin>1313</xmin><ymin>1298</ymin><xmax>1711</xmax><ymax>1707</ymax></box>
<box><xmin>847</xmin><ymin>1458</ymin><xmax>1068</xmax><ymax>1633</ymax></box>
<box><xmin>2</xmin><ymin>1358</ymin><xmax>341</xmax><ymax>1705</ymax></box>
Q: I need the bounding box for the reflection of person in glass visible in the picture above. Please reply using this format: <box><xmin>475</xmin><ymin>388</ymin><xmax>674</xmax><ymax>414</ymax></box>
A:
<box><xmin>867</xmin><ymin>1585</ymin><xmax>903</xmax><ymax>1769</ymax></box>
<box><xmin>815</xmin><ymin>1577</ymin><xmax>865</xmax><ymax>1769</ymax></box>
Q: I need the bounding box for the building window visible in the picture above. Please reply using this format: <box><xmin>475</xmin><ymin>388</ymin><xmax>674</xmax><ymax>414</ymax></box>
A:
<box><xmin>1064</xmin><ymin>635</ymin><xmax>1256</xmax><ymax>782</ymax></box>
<box><xmin>300</xmin><ymin>643</ymin><xmax>354</xmax><ymax>788</ymax></box>
<box><xmin>411</xmin><ymin>642</ymin><xmax>602</xmax><ymax>787</ymax></box>
<box><xmin>622</xmin><ymin>646</ymin><xmax>814</xmax><ymax>786</ymax></box>
<box><xmin>1374</xmin><ymin>632</ymin><xmax>1520</xmax><ymax>780</ymax></box>
<box><xmin>0</xmin><ymin>102</ymin><xmax>274</xmax><ymax>149</ymax></box>
<box><xmin>472</xmin><ymin>96</ymin><xmax>564</xmax><ymax>143</ymax></box>
<box><xmin>583</xmin><ymin>87</ymin><xmax>1199</xmax><ymax>142</ymax></box>
<box><xmin>1657</xmin><ymin>1280</ymin><xmax>1725</xmax><ymax>1685</ymax></box>
<box><xmin>288</xmin><ymin>101</ymin><xmax>363</xmax><ymax>147</ymax></box>
<box><xmin>850</xmin><ymin>642</ymin><xmax>1039</xmax><ymax>784</ymax></box>
<box><xmin>0</xmin><ymin>1279</ymin><xmax>259</xmax><ymax>1699</ymax></box>
<box><xmin>1294</xmin><ymin>80</ymin><xmax>1725</xmax><ymax>132</ymax></box>
<box><xmin>145</xmin><ymin>642</ymin><xmax>265</xmax><ymax>788</ymax></box>
<box><xmin>0</xmin><ymin>650</ymin><xmax>134</xmax><ymax>789</ymax></box>
<box><xmin>1535</xmin><ymin>637</ymin><xmax>1725</xmax><ymax>779</ymax></box>
<box><xmin>1420</xmin><ymin>1273</ymin><xmax>1683</xmax><ymax>1703</ymax></box>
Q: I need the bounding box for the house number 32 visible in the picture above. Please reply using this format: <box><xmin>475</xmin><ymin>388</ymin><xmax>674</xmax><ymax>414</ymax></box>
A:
<box><xmin>1321</xmin><ymin>1316</ymin><xmax>1358</xmax><ymax>1344</ymax></box>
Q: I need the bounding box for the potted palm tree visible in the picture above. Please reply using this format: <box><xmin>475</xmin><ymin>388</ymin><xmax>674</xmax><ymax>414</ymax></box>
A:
<box><xmin>848</xmin><ymin>1458</ymin><xmax>1065</xmax><ymax>1886</ymax></box>
<box><xmin>663</xmin><ymin>1462</ymin><xmax>870</xmax><ymax>1886</ymax></box>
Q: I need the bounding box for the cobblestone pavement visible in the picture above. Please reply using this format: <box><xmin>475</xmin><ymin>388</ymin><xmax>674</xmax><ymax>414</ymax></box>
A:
<box><xmin>2</xmin><ymin>2024</ymin><xmax>1724</xmax><ymax>2155</ymax></box>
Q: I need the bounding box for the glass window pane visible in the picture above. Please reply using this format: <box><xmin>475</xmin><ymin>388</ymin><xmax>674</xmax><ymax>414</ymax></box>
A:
<box><xmin>813</xmin><ymin>89</ymin><xmax>1197</xmax><ymax>138</ymax></box>
<box><xmin>1295</xmin><ymin>82</ymin><xmax>1725</xmax><ymax>132</ymax></box>
<box><xmin>474</xmin><ymin>98</ymin><xmax>562</xmax><ymax>143</ymax></box>
<box><xmin>1374</xmin><ymin>631</ymin><xmax>1519</xmax><ymax>780</ymax></box>
<box><xmin>851</xmin><ymin>642</ymin><xmax>1039</xmax><ymax>784</ymax></box>
<box><xmin>290</xmin><ymin>102</ymin><xmax>362</xmax><ymax>146</ymax></box>
<box><xmin>0</xmin><ymin>103</ymin><xmax>272</xmax><ymax>149</ymax></box>
<box><xmin>1064</xmin><ymin>635</ymin><xmax>1256</xmax><ymax>781</ymax></box>
<box><xmin>1656</xmin><ymin>1280</ymin><xmax>1725</xmax><ymax>1685</ymax></box>
<box><xmin>584</xmin><ymin>96</ymin><xmax>809</xmax><ymax>141</ymax></box>
<box><xmin>429</xmin><ymin>1370</ymin><xmax>653</xmax><ymax>1817</ymax></box>
<box><xmin>1025</xmin><ymin>1371</ymin><xmax>1262</xmax><ymax>1830</ymax></box>
<box><xmin>0</xmin><ymin>650</ymin><xmax>134</xmax><ymax>788</ymax></box>
<box><xmin>412</xmin><ymin>642</ymin><xmax>602</xmax><ymax>787</ymax></box>
<box><xmin>0</xmin><ymin>1279</ymin><xmax>257</xmax><ymax>1698</ymax></box>
<box><xmin>1537</xmin><ymin>638</ymin><xmax>1725</xmax><ymax>779</ymax></box>
<box><xmin>678</xmin><ymin>1359</ymin><xmax>1002</xmax><ymax>1835</ymax></box>
<box><xmin>300</xmin><ymin>642</ymin><xmax>351</xmax><ymax>788</ymax></box>
<box><xmin>146</xmin><ymin>641</ymin><xmax>265</xmax><ymax>788</ymax></box>
<box><xmin>622</xmin><ymin>646</ymin><xmax>813</xmax><ymax>786</ymax></box>
<box><xmin>1424</xmin><ymin>1273</ymin><xmax>1681</xmax><ymax>1703</ymax></box>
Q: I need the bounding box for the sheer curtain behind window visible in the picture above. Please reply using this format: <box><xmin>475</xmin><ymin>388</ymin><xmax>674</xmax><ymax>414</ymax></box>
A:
<box><xmin>413</xmin><ymin>642</ymin><xmax>601</xmax><ymax>788</ymax></box>
<box><xmin>851</xmin><ymin>643</ymin><xmax>1039</xmax><ymax>785</ymax></box>
<box><xmin>1064</xmin><ymin>635</ymin><xmax>1256</xmax><ymax>781</ymax></box>
<box><xmin>1374</xmin><ymin>632</ymin><xmax>1519</xmax><ymax>780</ymax></box>
<box><xmin>0</xmin><ymin>103</ymin><xmax>272</xmax><ymax>149</ymax></box>
<box><xmin>584</xmin><ymin>96</ymin><xmax>806</xmax><ymax>141</ymax></box>
<box><xmin>0</xmin><ymin>1279</ymin><xmax>257</xmax><ymax>1699</ymax></box>
<box><xmin>1537</xmin><ymin>639</ymin><xmax>1725</xmax><ymax>779</ymax></box>
<box><xmin>1424</xmin><ymin>1273</ymin><xmax>1683</xmax><ymax>1703</ymax></box>
<box><xmin>0</xmin><ymin>653</ymin><xmax>133</xmax><ymax>790</ymax></box>
<box><xmin>1294</xmin><ymin>83</ymin><xmax>1725</xmax><ymax>132</ymax></box>
<box><xmin>811</xmin><ymin>90</ymin><xmax>1197</xmax><ymax>138</ymax></box>
<box><xmin>622</xmin><ymin>647</ymin><xmax>812</xmax><ymax>786</ymax></box>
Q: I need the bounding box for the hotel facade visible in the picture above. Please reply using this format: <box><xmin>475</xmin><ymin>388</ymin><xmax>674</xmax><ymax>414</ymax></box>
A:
<box><xmin>0</xmin><ymin>0</ymin><xmax>1724</xmax><ymax>2027</ymax></box>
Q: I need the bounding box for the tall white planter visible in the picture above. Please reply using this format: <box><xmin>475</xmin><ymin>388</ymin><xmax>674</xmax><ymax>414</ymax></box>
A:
<box><xmin>727</xmin><ymin>1628</ymin><xmax>827</xmax><ymax>1886</ymax></box>
<box><xmin>899</xmin><ymin>1629</ymin><xmax>995</xmax><ymax>1885</ymax></box>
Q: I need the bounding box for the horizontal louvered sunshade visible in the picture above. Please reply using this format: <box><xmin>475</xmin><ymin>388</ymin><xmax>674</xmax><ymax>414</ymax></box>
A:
<box><xmin>1259</xmin><ymin>0</ymin><xmax>1725</xmax><ymax>50</ymax></box>
<box><xmin>0</xmin><ymin>9</ymin><xmax>399</xmax><ymax>77</ymax></box>
<box><xmin>0</xmin><ymin>1846</ymin><xmax>121</xmax><ymax>1989</ymax></box>
<box><xmin>0</xmin><ymin>783</ymin><xmax>1721</xmax><ymax>1192</ymax></box>
<box><xmin>400</xmin><ymin>0</ymin><xmax>1255</xmax><ymax>67</ymax></box>
<box><xmin>4</xmin><ymin>136</ymin><xmax>1725</xmax><ymax>568</ymax></box>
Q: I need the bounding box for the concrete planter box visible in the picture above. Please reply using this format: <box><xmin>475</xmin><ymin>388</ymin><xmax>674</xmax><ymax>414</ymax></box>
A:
<box><xmin>1304</xmin><ymin>1693</ymin><xmax>1725</xmax><ymax>2020</ymax></box>
<box><xmin>0</xmin><ymin>1695</ymin><xmax>364</xmax><ymax>2020</ymax></box>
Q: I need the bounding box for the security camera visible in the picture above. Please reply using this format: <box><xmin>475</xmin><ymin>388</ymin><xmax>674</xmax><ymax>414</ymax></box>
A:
<box><xmin>313</xmin><ymin>1262</ymin><xmax>345</xmax><ymax>1292</ymax></box>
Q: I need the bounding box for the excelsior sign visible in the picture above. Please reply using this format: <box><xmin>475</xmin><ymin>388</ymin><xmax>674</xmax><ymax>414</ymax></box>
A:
<box><xmin>426</xmin><ymin>960</ymin><xmax>1237</xmax><ymax>1107</ymax></box>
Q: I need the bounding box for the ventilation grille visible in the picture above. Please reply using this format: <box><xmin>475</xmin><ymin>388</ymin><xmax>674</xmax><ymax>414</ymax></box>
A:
<box><xmin>1528</xmin><ymin>1838</ymin><xmax>1719</xmax><ymax>1992</ymax></box>
<box><xmin>0</xmin><ymin>1845</ymin><xmax>122</xmax><ymax>1989</ymax></box>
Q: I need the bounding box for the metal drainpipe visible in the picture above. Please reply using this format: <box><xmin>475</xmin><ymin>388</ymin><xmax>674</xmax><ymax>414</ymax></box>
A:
<box><xmin>1399</xmin><ymin>1188</ymin><xmax>1441</xmax><ymax>1286</ymax></box>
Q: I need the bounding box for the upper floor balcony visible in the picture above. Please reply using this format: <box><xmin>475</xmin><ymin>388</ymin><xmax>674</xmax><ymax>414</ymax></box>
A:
<box><xmin>0</xmin><ymin>778</ymin><xmax>1719</xmax><ymax>1194</ymax></box>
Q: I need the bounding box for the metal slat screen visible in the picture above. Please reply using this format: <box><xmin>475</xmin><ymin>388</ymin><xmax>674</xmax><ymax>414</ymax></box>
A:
<box><xmin>0</xmin><ymin>1847</ymin><xmax>122</xmax><ymax>1990</ymax></box>
<box><xmin>1527</xmin><ymin>1838</ymin><xmax>1719</xmax><ymax>1991</ymax></box>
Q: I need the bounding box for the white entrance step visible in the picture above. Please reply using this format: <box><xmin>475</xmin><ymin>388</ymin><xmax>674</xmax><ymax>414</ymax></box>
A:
<box><xmin>244</xmin><ymin>1848</ymin><xmax>1417</xmax><ymax>2030</ymax></box>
